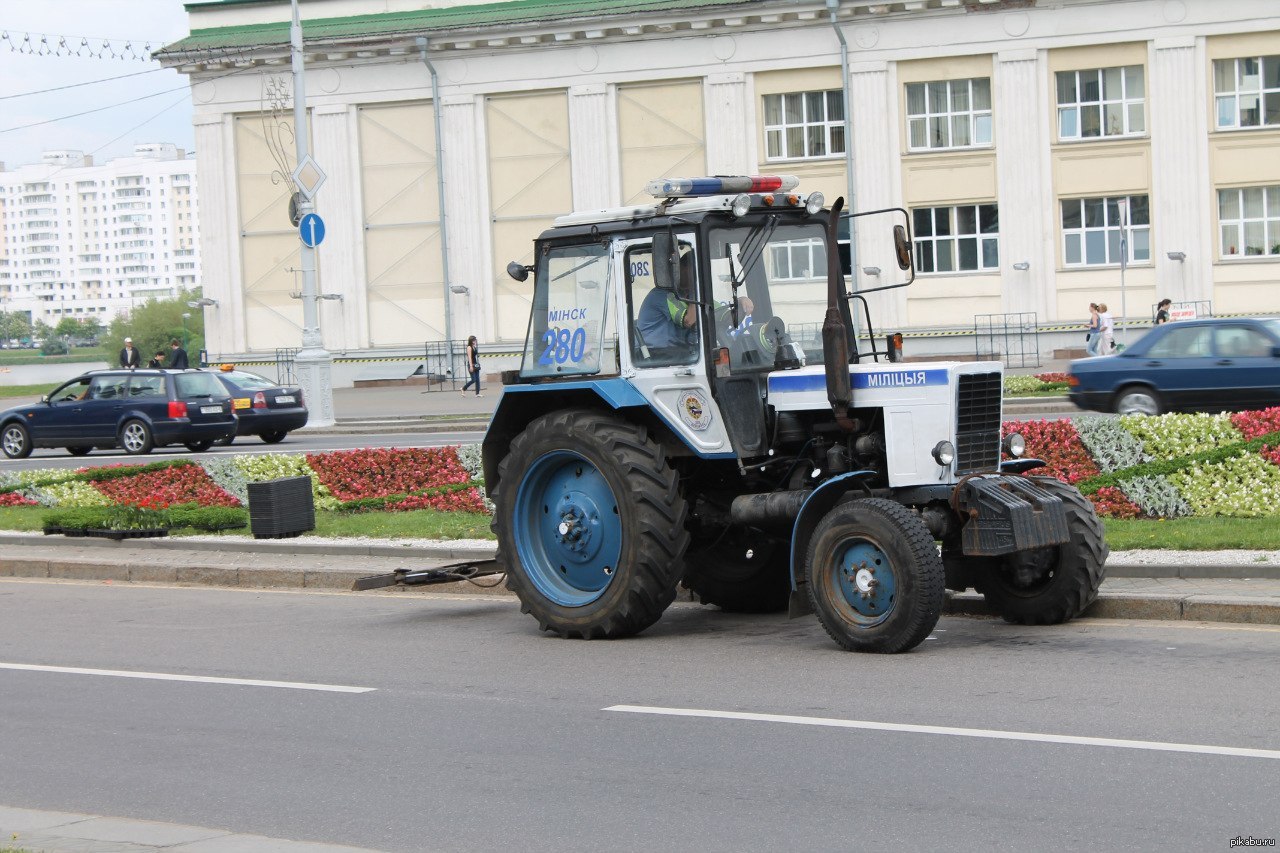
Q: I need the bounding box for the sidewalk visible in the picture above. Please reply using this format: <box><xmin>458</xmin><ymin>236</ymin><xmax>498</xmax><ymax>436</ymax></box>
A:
<box><xmin>3</xmin><ymin>533</ymin><xmax>1278</xmax><ymax>626</ymax></box>
<box><xmin>0</xmin><ymin>804</ymin><xmax>378</xmax><ymax>852</ymax></box>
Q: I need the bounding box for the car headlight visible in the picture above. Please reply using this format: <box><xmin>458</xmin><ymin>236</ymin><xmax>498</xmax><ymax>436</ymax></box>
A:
<box><xmin>805</xmin><ymin>191</ymin><xmax>825</xmax><ymax>215</ymax></box>
<box><xmin>1002</xmin><ymin>432</ymin><xmax>1026</xmax><ymax>458</ymax></box>
<box><xmin>731</xmin><ymin>193</ymin><xmax>751</xmax><ymax>217</ymax></box>
<box><xmin>931</xmin><ymin>440</ymin><xmax>956</xmax><ymax>466</ymax></box>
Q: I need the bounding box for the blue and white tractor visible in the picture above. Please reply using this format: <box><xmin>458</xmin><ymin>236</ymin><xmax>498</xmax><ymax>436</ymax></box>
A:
<box><xmin>480</xmin><ymin>176</ymin><xmax>1106</xmax><ymax>653</ymax></box>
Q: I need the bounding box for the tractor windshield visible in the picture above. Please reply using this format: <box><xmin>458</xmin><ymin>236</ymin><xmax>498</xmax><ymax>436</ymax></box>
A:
<box><xmin>520</xmin><ymin>242</ymin><xmax>613</xmax><ymax>379</ymax></box>
<box><xmin>706</xmin><ymin>218</ymin><xmax>832</xmax><ymax>371</ymax></box>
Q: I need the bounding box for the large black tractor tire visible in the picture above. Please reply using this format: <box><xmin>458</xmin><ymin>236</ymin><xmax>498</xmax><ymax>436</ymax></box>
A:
<box><xmin>683</xmin><ymin>529</ymin><xmax>792</xmax><ymax>614</ymax></box>
<box><xmin>804</xmin><ymin>498</ymin><xmax>945</xmax><ymax>653</ymax></box>
<box><xmin>492</xmin><ymin>409</ymin><xmax>690</xmax><ymax>639</ymax></box>
<box><xmin>975</xmin><ymin>476</ymin><xmax>1108</xmax><ymax>625</ymax></box>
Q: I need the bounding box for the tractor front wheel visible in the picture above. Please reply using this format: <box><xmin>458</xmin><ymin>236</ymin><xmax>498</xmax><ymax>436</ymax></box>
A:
<box><xmin>974</xmin><ymin>476</ymin><xmax>1107</xmax><ymax>624</ymax></box>
<box><xmin>493</xmin><ymin>410</ymin><xmax>689</xmax><ymax>639</ymax></box>
<box><xmin>804</xmin><ymin>498</ymin><xmax>944</xmax><ymax>653</ymax></box>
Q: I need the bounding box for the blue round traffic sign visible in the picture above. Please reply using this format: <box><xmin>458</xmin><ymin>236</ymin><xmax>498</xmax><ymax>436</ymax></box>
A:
<box><xmin>299</xmin><ymin>213</ymin><xmax>326</xmax><ymax>247</ymax></box>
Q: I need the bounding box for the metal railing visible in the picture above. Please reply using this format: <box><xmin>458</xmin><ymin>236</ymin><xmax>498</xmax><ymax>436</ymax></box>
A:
<box><xmin>416</xmin><ymin>339</ymin><xmax>467</xmax><ymax>392</ymax></box>
<box><xmin>274</xmin><ymin>347</ymin><xmax>298</xmax><ymax>385</ymax></box>
<box><xmin>974</xmin><ymin>312</ymin><xmax>1040</xmax><ymax>369</ymax></box>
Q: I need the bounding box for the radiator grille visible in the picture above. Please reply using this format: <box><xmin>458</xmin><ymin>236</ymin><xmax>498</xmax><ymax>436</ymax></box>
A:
<box><xmin>956</xmin><ymin>372</ymin><xmax>1002</xmax><ymax>474</ymax></box>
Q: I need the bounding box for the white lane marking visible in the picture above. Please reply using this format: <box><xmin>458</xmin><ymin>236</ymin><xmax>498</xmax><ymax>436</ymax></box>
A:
<box><xmin>0</xmin><ymin>662</ymin><xmax>374</xmax><ymax>693</ymax></box>
<box><xmin>604</xmin><ymin>705</ymin><xmax>1280</xmax><ymax>760</ymax></box>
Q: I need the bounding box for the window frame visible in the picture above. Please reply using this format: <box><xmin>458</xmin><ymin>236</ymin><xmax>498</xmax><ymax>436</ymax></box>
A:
<box><xmin>905</xmin><ymin>77</ymin><xmax>993</xmax><ymax>152</ymax></box>
<box><xmin>1055</xmin><ymin>65</ymin><xmax>1146</xmax><ymax>141</ymax></box>
<box><xmin>1217</xmin><ymin>185</ymin><xmax>1280</xmax><ymax>260</ymax></box>
<box><xmin>763</xmin><ymin>90</ymin><xmax>847</xmax><ymax>162</ymax></box>
<box><xmin>1213</xmin><ymin>55</ymin><xmax>1280</xmax><ymax>130</ymax></box>
<box><xmin>910</xmin><ymin>203</ymin><xmax>1000</xmax><ymax>275</ymax></box>
<box><xmin>1060</xmin><ymin>195</ymin><xmax>1151</xmax><ymax>268</ymax></box>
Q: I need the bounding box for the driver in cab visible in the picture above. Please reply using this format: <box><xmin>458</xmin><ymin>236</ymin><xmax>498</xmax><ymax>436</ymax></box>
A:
<box><xmin>636</xmin><ymin>251</ymin><xmax>754</xmax><ymax>358</ymax></box>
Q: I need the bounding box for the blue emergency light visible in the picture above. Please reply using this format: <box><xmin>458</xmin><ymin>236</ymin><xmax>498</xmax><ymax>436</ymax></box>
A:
<box><xmin>645</xmin><ymin>175</ymin><xmax>800</xmax><ymax>198</ymax></box>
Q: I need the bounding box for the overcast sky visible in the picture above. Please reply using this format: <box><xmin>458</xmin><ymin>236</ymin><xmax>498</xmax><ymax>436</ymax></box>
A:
<box><xmin>0</xmin><ymin>0</ymin><xmax>196</xmax><ymax>170</ymax></box>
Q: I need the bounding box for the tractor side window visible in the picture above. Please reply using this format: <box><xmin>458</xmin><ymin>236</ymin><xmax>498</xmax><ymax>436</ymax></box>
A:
<box><xmin>626</xmin><ymin>241</ymin><xmax>700</xmax><ymax>367</ymax></box>
<box><xmin>520</xmin><ymin>242</ymin><xmax>612</xmax><ymax>378</ymax></box>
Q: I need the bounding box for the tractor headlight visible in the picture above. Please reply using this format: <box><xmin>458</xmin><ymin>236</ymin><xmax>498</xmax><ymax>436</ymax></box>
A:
<box><xmin>931</xmin><ymin>440</ymin><xmax>956</xmax><ymax>466</ymax></box>
<box><xmin>731</xmin><ymin>193</ymin><xmax>751</xmax><ymax>217</ymax></box>
<box><xmin>805</xmin><ymin>191</ymin><xmax>825</xmax><ymax>215</ymax></box>
<box><xmin>1003</xmin><ymin>432</ymin><xmax>1026</xmax><ymax>458</ymax></box>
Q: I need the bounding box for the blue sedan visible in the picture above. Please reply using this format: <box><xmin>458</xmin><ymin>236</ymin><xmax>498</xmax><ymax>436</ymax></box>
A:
<box><xmin>1068</xmin><ymin>317</ymin><xmax>1280</xmax><ymax>415</ymax></box>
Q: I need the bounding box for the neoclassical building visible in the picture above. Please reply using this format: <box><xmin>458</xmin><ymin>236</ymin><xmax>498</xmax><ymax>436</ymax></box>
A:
<box><xmin>159</xmin><ymin>0</ymin><xmax>1280</xmax><ymax>358</ymax></box>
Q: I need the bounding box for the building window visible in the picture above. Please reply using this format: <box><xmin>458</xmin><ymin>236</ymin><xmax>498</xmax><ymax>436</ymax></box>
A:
<box><xmin>763</xmin><ymin>90</ymin><xmax>845</xmax><ymax>160</ymax></box>
<box><xmin>1218</xmin><ymin>186</ymin><xmax>1280</xmax><ymax>258</ymax></box>
<box><xmin>768</xmin><ymin>237</ymin><xmax>827</xmax><ymax>281</ymax></box>
<box><xmin>1056</xmin><ymin>66</ymin><xmax>1145</xmax><ymax>139</ymax></box>
<box><xmin>1214</xmin><ymin>56</ymin><xmax>1280</xmax><ymax>129</ymax></box>
<box><xmin>906</xmin><ymin>78</ymin><xmax>992</xmax><ymax>150</ymax></box>
<box><xmin>912</xmin><ymin>204</ymin><xmax>999</xmax><ymax>273</ymax></box>
<box><xmin>1061</xmin><ymin>195</ymin><xmax>1150</xmax><ymax>266</ymax></box>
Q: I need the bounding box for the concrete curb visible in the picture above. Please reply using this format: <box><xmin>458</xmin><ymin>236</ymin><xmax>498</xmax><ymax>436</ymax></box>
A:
<box><xmin>0</xmin><ymin>533</ymin><xmax>495</xmax><ymax>561</ymax></box>
<box><xmin>4</xmin><ymin>548</ymin><xmax>1278</xmax><ymax>625</ymax></box>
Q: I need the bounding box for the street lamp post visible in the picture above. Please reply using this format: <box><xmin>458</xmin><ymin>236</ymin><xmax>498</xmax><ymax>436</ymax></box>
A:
<box><xmin>1116</xmin><ymin>198</ymin><xmax>1129</xmax><ymax>348</ymax></box>
<box><xmin>181</xmin><ymin>312</ymin><xmax>190</xmax><ymax>351</ymax></box>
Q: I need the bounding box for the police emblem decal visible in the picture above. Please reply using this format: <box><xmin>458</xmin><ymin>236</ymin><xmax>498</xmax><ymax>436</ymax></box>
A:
<box><xmin>678</xmin><ymin>389</ymin><xmax>711</xmax><ymax>431</ymax></box>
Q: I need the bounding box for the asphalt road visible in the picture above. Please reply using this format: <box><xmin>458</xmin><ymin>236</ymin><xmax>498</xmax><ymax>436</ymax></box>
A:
<box><xmin>0</xmin><ymin>430</ymin><xmax>486</xmax><ymax>472</ymax></box>
<box><xmin>1</xmin><ymin>579</ymin><xmax>1277</xmax><ymax>852</ymax></box>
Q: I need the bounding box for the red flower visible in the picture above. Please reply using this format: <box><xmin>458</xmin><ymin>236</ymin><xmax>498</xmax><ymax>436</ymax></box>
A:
<box><xmin>306</xmin><ymin>447</ymin><xmax>473</xmax><ymax>502</ymax></box>
<box><xmin>1089</xmin><ymin>486</ymin><xmax>1143</xmax><ymax>519</ymax></box>
<box><xmin>1003</xmin><ymin>419</ymin><xmax>1100</xmax><ymax>484</ymax></box>
<box><xmin>1033</xmin><ymin>372</ymin><xmax>1071</xmax><ymax>384</ymax></box>
<box><xmin>0</xmin><ymin>492</ymin><xmax>38</xmax><ymax>507</ymax></box>
<box><xmin>91</xmin><ymin>467</ymin><xmax>240</xmax><ymax>508</ymax></box>
<box><xmin>1231</xmin><ymin>407</ymin><xmax>1280</xmax><ymax>440</ymax></box>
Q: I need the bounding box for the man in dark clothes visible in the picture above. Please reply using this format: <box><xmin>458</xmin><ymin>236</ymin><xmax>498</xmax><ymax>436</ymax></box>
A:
<box><xmin>147</xmin><ymin>351</ymin><xmax>167</xmax><ymax>369</ymax></box>
<box><xmin>169</xmin><ymin>339</ymin><xmax>190</xmax><ymax>370</ymax></box>
<box><xmin>119</xmin><ymin>337</ymin><xmax>140</xmax><ymax>369</ymax></box>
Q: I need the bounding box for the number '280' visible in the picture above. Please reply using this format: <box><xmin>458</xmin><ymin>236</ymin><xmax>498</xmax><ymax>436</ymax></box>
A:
<box><xmin>538</xmin><ymin>327</ymin><xmax>587</xmax><ymax>365</ymax></box>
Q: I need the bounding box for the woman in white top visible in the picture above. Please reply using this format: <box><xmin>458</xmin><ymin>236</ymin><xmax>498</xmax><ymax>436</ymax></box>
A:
<box><xmin>1097</xmin><ymin>303</ymin><xmax>1115</xmax><ymax>354</ymax></box>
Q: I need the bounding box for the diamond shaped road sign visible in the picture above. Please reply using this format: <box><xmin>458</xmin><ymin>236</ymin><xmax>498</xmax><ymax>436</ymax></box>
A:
<box><xmin>291</xmin><ymin>154</ymin><xmax>327</xmax><ymax>200</ymax></box>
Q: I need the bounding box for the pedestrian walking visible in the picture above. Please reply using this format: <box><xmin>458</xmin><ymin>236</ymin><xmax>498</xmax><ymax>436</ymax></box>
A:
<box><xmin>460</xmin><ymin>335</ymin><xmax>482</xmax><ymax>396</ymax></box>
<box><xmin>147</xmin><ymin>351</ymin><xmax>167</xmax><ymax>369</ymax></box>
<box><xmin>1097</xmin><ymin>303</ymin><xmax>1115</xmax><ymax>354</ymax></box>
<box><xmin>168</xmin><ymin>339</ymin><xmax>190</xmax><ymax>370</ymax></box>
<box><xmin>119</xmin><ymin>337</ymin><xmax>140</xmax><ymax>369</ymax></box>
<box><xmin>1085</xmin><ymin>303</ymin><xmax>1101</xmax><ymax>356</ymax></box>
<box><xmin>1155</xmin><ymin>298</ymin><xmax>1172</xmax><ymax>324</ymax></box>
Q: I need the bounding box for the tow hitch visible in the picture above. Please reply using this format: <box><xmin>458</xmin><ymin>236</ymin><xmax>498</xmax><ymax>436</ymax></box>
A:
<box><xmin>351</xmin><ymin>559</ymin><xmax>503</xmax><ymax>591</ymax></box>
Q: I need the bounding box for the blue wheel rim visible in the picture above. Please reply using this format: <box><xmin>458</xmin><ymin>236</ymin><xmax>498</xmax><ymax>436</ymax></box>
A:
<box><xmin>513</xmin><ymin>450</ymin><xmax>622</xmax><ymax>607</ymax></box>
<box><xmin>832</xmin><ymin>540</ymin><xmax>896</xmax><ymax>627</ymax></box>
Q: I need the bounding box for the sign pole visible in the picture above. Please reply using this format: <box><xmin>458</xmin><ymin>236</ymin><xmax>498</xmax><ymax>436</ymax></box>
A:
<box><xmin>290</xmin><ymin>0</ymin><xmax>334</xmax><ymax>428</ymax></box>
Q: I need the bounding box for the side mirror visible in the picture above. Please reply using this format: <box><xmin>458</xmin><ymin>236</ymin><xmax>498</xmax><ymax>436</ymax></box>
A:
<box><xmin>651</xmin><ymin>230</ymin><xmax>682</xmax><ymax>294</ymax></box>
<box><xmin>893</xmin><ymin>225</ymin><xmax>912</xmax><ymax>271</ymax></box>
<box><xmin>506</xmin><ymin>261</ymin><xmax>530</xmax><ymax>282</ymax></box>
<box><xmin>41</xmin><ymin>395</ymin><xmax>50</xmax><ymax>403</ymax></box>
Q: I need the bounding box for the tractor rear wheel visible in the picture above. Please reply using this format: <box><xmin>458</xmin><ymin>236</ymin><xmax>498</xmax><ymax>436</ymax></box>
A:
<box><xmin>804</xmin><ymin>498</ymin><xmax>944</xmax><ymax>653</ymax></box>
<box><xmin>492</xmin><ymin>410</ymin><xmax>689</xmax><ymax>639</ymax></box>
<box><xmin>683</xmin><ymin>527</ymin><xmax>791</xmax><ymax>613</ymax></box>
<box><xmin>975</xmin><ymin>476</ymin><xmax>1107</xmax><ymax>624</ymax></box>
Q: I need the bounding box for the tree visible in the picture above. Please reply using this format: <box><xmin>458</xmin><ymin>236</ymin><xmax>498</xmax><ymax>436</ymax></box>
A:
<box><xmin>106</xmin><ymin>291</ymin><xmax>205</xmax><ymax>366</ymax></box>
<box><xmin>53</xmin><ymin>317</ymin><xmax>82</xmax><ymax>340</ymax></box>
<box><xmin>0</xmin><ymin>310</ymin><xmax>32</xmax><ymax>345</ymax></box>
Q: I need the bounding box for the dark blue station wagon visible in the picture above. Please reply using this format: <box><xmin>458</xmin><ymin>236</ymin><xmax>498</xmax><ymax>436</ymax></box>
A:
<box><xmin>1068</xmin><ymin>317</ymin><xmax>1280</xmax><ymax>415</ymax></box>
<box><xmin>0</xmin><ymin>369</ymin><xmax>237</xmax><ymax>459</ymax></box>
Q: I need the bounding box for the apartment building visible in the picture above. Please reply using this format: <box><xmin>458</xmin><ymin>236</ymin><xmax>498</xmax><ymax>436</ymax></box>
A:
<box><xmin>0</xmin><ymin>144</ymin><xmax>202</xmax><ymax>327</ymax></box>
<box><xmin>157</xmin><ymin>0</ymin><xmax>1279</xmax><ymax>355</ymax></box>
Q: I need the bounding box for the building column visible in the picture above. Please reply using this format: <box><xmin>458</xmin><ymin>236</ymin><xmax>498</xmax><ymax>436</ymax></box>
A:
<box><xmin>705</xmin><ymin>72</ymin><xmax>752</xmax><ymax>174</ymax></box>
<box><xmin>440</xmin><ymin>94</ymin><xmax>489</xmax><ymax>343</ymax></box>
<box><xmin>568</xmin><ymin>84</ymin><xmax>618</xmax><ymax>210</ymax></box>
<box><xmin>849</xmin><ymin>60</ymin><xmax>905</xmax><ymax>330</ymax></box>
<box><xmin>995</xmin><ymin>49</ymin><xmax>1050</xmax><ymax>321</ymax></box>
<box><xmin>1150</xmin><ymin>36</ymin><xmax>1209</xmax><ymax>305</ymax></box>
<box><xmin>311</xmin><ymin>104</ymin><xmax>364</xmax><ymax>351</ymax></box>
<box><xmin>192</xmin><ymin>113</ymin><xmax>243</xmax><ymax>355</ymax></box>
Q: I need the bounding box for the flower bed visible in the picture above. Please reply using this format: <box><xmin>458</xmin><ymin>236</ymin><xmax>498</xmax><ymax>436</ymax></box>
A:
<box><xmin>3</xmin><ymin>446</ymin><xmax>489</xmax><ymax>522</ymax></box>
<box><xmin>1006</xmin><ymin>407</ymin><xmax>1280</xmax><ymax>519</ymax></box>
<box><xmin>1003</xmin><ymin>373</ymin><xmax>1071</xmax><ymax>395</ymax></box>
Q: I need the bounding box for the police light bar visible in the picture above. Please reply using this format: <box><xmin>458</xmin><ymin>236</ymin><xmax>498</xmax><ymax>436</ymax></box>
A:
<box><xmin>645</xmin><ymin>175</ymin><xmax>800</xmax><ymax>198</ymax></box>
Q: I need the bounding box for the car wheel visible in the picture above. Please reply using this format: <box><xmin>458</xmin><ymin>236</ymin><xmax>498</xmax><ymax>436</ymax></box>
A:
<box><xmin>260</xmin><ymin>430</ymin><xmax>288</xmax><ymax>444</ymax></box>
<box><xmin>1</xmin><ymin>422</ymin><xmax>33</xmax><ymax>459</ymax></box>
<box><xmin>184</xmin><ymin>440</ymin><xmax>214</xmax><ymax>452</ymax></box>
<box><xmin>67</xmin><ymin>446</ymin><xmax>93</xmax><ymax>457</ymax></box>
<box><xmin>120</xmin><ymin>419</ymin><xmax>155</xmax><ymax>455</ymax></box>
<box><xmin>1114</xmin><ymin>386</ymin><xmax>1162</xmax><ymax>416</ymax></box>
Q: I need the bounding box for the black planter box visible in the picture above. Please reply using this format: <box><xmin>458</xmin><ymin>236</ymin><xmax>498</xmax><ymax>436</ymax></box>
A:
<box><xmin>248</xmin><ymin>475</ymin><xmax>316</xmax><ymax>539</ymax></box>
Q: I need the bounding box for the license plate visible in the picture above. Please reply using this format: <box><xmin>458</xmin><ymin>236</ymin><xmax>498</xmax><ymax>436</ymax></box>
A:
<box><xmin>275</xmin><ymin>395</ymin><xmax>295</xmax><ymax>404</ymax></box>
<box><xmin>200</xmin><ymin>405</ymin><xmax>223</xmax><ymax>414</ymax></box>
<box><xmin>233</xmin><ymin>398</ymin><xmax>250</xmax><ymax>410</ymax></box>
